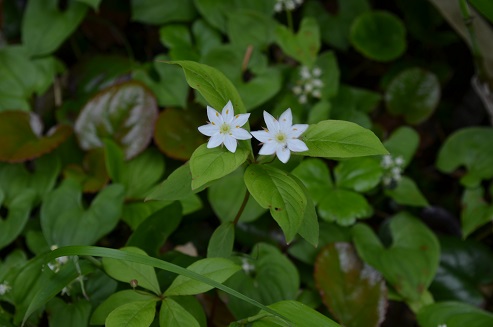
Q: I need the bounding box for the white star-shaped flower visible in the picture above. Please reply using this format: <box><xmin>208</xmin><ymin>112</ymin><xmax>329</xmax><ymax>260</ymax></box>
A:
<box><xmin>251</xmin><ymin>108</ymin><xmax>308</xmax><ymax>163</ymax></box>
<box><xmin>198</xmin><ymin>101</ymin><xmax>252</xmax><ymax>153</ymax></box>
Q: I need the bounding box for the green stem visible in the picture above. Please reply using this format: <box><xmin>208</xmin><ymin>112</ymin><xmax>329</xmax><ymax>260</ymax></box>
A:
<box><xmin>458</xmin><ymin>0</ymin><xmax>491</xmax><ymax>86</ymax></box>
<box><xmin>233</xmin><ymin>191</ymin><xmax>250</xmax><ymax>225</ymax></box>
<box><xmin>286</xmin><ymin>9</ymin><xmax>294</xmax><ymax>32</ymax></box>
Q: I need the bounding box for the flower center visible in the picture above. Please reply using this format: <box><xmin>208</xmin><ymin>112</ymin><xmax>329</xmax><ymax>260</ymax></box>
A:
<box><xmin>275</xmin><ymin>132</ymin><xmax>287</xmax><ymax>143</ymax></box>
<box><xmin>220</xmin><ymin>123</ymin><xmax>231</xmax><ymax>134</ymax></box>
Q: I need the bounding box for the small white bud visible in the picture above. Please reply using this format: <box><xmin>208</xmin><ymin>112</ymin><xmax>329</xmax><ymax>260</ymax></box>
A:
<box><xmin>312</xmin><ymin>78</ymin><xmax>324</xmax><ymax>87</ymax></box>
<box><xmin>312</xmin><ymin>67</ymin><xmax>322</xmax><ymax>77</ymax></box>
<box><xmin>300</xmin><ymin>66</ymin><xmax>311</xmax><ymax>79</ymax></box>
<box><xmin>304</xmin><ymin>83</ymin><xmax>314</xmax><ymax>92</ymax></box>
<box><xmin>292</xmin><ymin>85</ymin><xmax>302</xmax><ymax>95</ymax></box>
<box><xmin>299</xmin><ymin>94</ymin><xmax>308</xmax><ymax>104</ymax></box>
<box><xmin>312</xmin><ymin>89</ymin><xmax>322</xmax><ymax>98</ymax></box>
<box><xmin>0</xmin><ymin>281</ymin><xmax>11</xmax><ymax>295</ymax></box>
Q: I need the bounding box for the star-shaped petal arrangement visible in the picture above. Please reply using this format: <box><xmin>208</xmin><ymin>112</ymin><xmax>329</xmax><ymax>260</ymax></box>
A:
<box><xmin>251</xmin><ymin>108</ymin><xmax>308</xmax><ymax>163</ymax></box>
<box><xmin>198</xmin><ymin>101</ymin><xmax>252</xmax><ymax>153</ymax></box>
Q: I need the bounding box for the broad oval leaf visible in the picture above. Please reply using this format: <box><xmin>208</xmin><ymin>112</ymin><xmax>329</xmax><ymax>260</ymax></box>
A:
<box><xmin>335</xmin><ymin>157</ymin><xmax>383</xmax><ymax>192</ymax></box>
<box><xmin>40</xmin><ymin>179</ymin><xmax>125</xmax><ymax>246</ymax></box>
<box><xmin>318</xmin><ymin>189</ymin><xmax>373</xmax><ymax>226</ymax></box>
<box><xmin>22</xmin><ymin>0</ymin><xmax>88</xmax><ymax>56</ymax></box>
<box><xmin>0</xmin><ymin>190</ymin><xmax>36</xmax><ymax>250</ymax></box>
<box><xmin>244</xmin><ymin>165</ymin><xmax>307</xmax><ymax>243</ymax></box>
<box><xmin>154</xmin><ymin>108</ymin><xmax>206</xmax><ymax>161</ymax></box>
<box><xmin>145</xmin><ymin>162</ymin><xmax>194</xmax><ymax>202</ymax></box>
<box><xmin>207</xmin><ymin>222</ymin><xmax>235</xmax><ymax>259</ymax></box>
<box><xmin>385</xmin><ymin>68</ymin><xmax>440</xmax><ymax>124</ymax></box>
<box><xmin>417</xmin><ymin>301</ymin><xmax>493</xmax><ymax>327</ymax></box>
<box><xmin>383</xmin><ymin>126</ymin><xmax>420</xmax><ymax>168</ymax></box>
<box><xmin>46</xmin><ymin>297</ymin><xmax>91</xmax><ymax>327</ymax></box>
<box><xmin>74</xmin><ymin>81</ymin><xmax>158</xmax><ymax>160</ymax></box>
<box><xmin>190</xmin><ymin>144</ymin><xmax>249</xmax><ymax>190</ymax></box>
<box><xmin>0</xmin><ymin>111</ymin><xmax>72</xmax><ymax>163</ymax></box>
<box><xmin>350</xmin><ymin>11</ymin><xmax>406</xmax><ymax>62</ymax></box>
<box><xmin>436</xmin><ymin>127</ymin><xmax>493</xmax><ymax>187</ymax></box>
<box><xmin>314</xmin><ymin>243</ymin><xmax>387</xmax><ymax>327</ymax></box>
<box><xmin>385</xmin><ymin>176</ymin><xmax>429</xmax><ymax>207</ymax></box>
<box><xmin>159</xmin><ymin>298</ymin><xmax>200</xmax><ymax>327</ymax></box>
<box><xmin>131</xmin><ymin>0</ymin><xmax>197</xmax><ymax>25</ymax></box>
<box><xmin>102</xmin><ymin>247</ymin><xmax>161</xmax><ymax>295</ymax></box>
<box><xmin>301</xmin><ymin>120</ymin><xmax>388</xmax><ymax>159</ymax></box>
<box><xmin>165</xmin><ymin>257</ymin><xmax>241</xmax><ymax>296</ymax></box>
<box><xmin>105</xmin><ymin>300</ymin><xmax>157</xmax><ymax>327</ymax></box>
<box><xmin>292</xmin><ymin>158</ymin><xmax>333</xmax><ymax>205</ymax></box>
<box><xmin>352</xmin><ymin>212</ymin><xmax>440</xmax><ymax>302</ymax></box>
<box><xmin>460</xmin><ymin>187</ymin><xmax>493</xmax><ymax>238</ymax></box>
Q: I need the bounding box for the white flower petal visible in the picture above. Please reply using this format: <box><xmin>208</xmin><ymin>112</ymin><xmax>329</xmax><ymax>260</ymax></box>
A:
<box><xmin>279</xmin><ymin>108</ymin><xmax>293</xmax><ymax>130</ymax></box>
<box><xmin>276</xmin><ymin>146</ymin><xmax>291</xmax><ymax>163</ymax></box>
<box><xmin>223</xmin><ymin>135</ymin><xmax>237</xmax><ymax>153</ymax></box>
<box><xmin>207</xmin><ymin>106</ymin><xmax>223</xmax><ymax>126</ymax></box>
<box><xmin>287</xmin><ymin>139</ymin><xmax>308</xmax><ymax>152</ymax></box>
<box><xmin>198</xmin><ymin>124</ymin><xmax>218</xmax><ymax>137</ymax></box>
<box><xmin>232</xmin><ymin>128</ymin><xmax>252</xmax><ymax>140</ymax></box>
<box><xmin>207</xmin><ymin>134</ymin><xmax>223</xmax><ymax>148</ymax></box>
<box><xmin>251</xmin><ymin>130</ymin><xmax>273</xmax><ymax>143</ymax></box>
<box><xmin>263</xmin><ymin>111</ymin><xmax>279</xmax><ymax>133</ymax></box>
<box><xmin>288</xmin><ymin>124</ymin><xmax>309</xmax><ymax>138</ymax></box>
<box><xmin>231</xmin><ymin>113</ymin><xmax>250</xmax><ymax>127</ymax></box>
<box><xmin>258</xmin><ymin>142</ymin><xmax>277</xmax><ymax>155</ymax></box>
<box><xmin>222</xmin><ymin>101</ymin><xmax>234</xmax><ymax>123</ymax></box>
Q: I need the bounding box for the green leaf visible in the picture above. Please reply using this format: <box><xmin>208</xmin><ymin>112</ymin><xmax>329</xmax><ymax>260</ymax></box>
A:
<box><xmin>275</xmin><ymin>17</ymin><xmax>321</xmax><ymax>67</ymax></box>
<box><xmin>460</xmin><ymin>187</ymin><xmax>493</xmax><ymax>237</ymax></box>
<box><xmin>160</xmin><ymin>298</ymin><xmax>200</xmax><ymax>327</ymax></box>
<box><xmin>352</xmin><ymin>212</ymin><xmax>440</xmax><ymax>303</ymax></box>
<box><xmin>417</xmin><ymin>302</ymin><xmax>493</xmax><ymax>327</ymax></box>
<box><xmin>168</xmin><ymin>60</ymin><xmax>247</xmax><ymax>115</ymax></box>
<box><xmin>436</xmin><ymin>127</ymin><xmax>493</xmax><ymax>187</ymax></box>
<box><xmin>154</xmin><ymin>108</ymin><xmax>206</xmax><ymax>161</ymax></box>
<box><xmin>207</xmin><ymin>222</ymin><xmax>235</xmax><ymax>258</ymax></box>
<box><xmin>165</xmin><ymin>257</ymin><xmax>240</xmax><ymax>296</ymax></box>
<box><xmin>385</xmin><ymin>176</ymin><xmax>429</xmax><ymax>207</ymax></box>
<box><xmin>225</xmin><ymin>244</ymin><xmax>299</xmax><ymax>319</ymax></box>
<box><xmin>131</xmin><ymin>0</ymin><xmax>196</xmax><ymax>24</ymax></box>
<box><xmin>106</xmin><ymin>300</ymin><xmax>157</xmax><ymax>327</ymax></box>
<box><xmin>0</xmin><ymin>190</ymin><xmax>36</xmax><ymax>250</ymax></box>
<box><xmin>26</xmin><ymin>246</ymin><xmax>291</xmax><ymax>324</ymax></box>
<box><xmin>103</xmin><ymin>247</ymin><xmax>161</xmax><ymax>295</ymax></box>
<box><xmin>385</xmin><ymin>68</ymin><xmax>440</xmax><ymax>124</ymax></box>
<box><xmin>383</xmin><ymin>127</ymin><xmax>420</xmax><ymax>168</ymax></box>
<box><xmin>64</xmin><ymin>148</ymin><xmax>109</xmax><ymax>193</ymax></box>
<box><xmin>316</xmin><ymin>51</ymin><xmax>340</xmax><ymax>99</ymax></box>
<box><xmin>244</xmin><ymin>165</ymin><xmax>307</xmax><ymax>243</ymax></box>
<box><xmin>0</xmin><ymin>111</ymin><xmax>72</xmax><ymax>162</ymax></box>
<box><xmin>133</xmin><ymin>55</ymin><xmax>189</xmax><ymax>108</ymax></box>
<box><xmin>470</xmin><ymin>0</ymin><xmax>493</xmax><ymax>24</ymax></box>
<box><xmin>208</xmin><ymin>167</ymin><xmax>265</xmax><ymax>223</ymax></box>
<box><xmin>308</xmin><ymin>100</ymin><xmax>331</xmax><ymax>124</ymax></box>
<box><xmin>304</xmin><ymin>0</ymin><xmax>370</xmax><ymax>50</ymax></box>
<box><xmin>292</xmin><ymin>158</ymin><xmax>333</xmax><ymax>205</ymax></box>
<box><xmin>127</xmin><ymin>202</ymin><xmax>182</xmax><ymax>256</ymax></box>
<box><xmin>318</xmin><ymin>189</ymin><xmax>373</xmax><ymax>226</ymax></box>
<box><xmin>75</xmin><ymin>0</ymin><xmax>101</xmax><ymax>10</ymax></box>
<box><xmin>314</xmin><ymin>243</ymin><xmax>387</xmax><ymax>327</ymax></box>
<box><xmin>238</xmin><ymin>67</ymin><xmax>283</xmax><ymax>111</ymax></box>
<box><xmin>74</xmin><ymin>81</ymin><xmax>159</xmax><ymax>160</ymax></box>
<box><xmin>350</xmin><ymin>11</ymin><xmax>406</xmax><ymax>62</ymax></box>
<box><xmin>292</xmin><ymin>174</ymin><xmax>319</xmax><ymax>247</ymax></box>
<box><xmin>301</xmin><ymin>120</ymin><xmax>388</xmax><ymax>159</ymax></box>
<box><xmin>227</xmin><ymin>10</ymin><xmax>276</xmax><ymax>49</ymax></box>
<box><xmin>190</xmin><ymin>144</ymin><xmax>249</xmax><ymax>190</ymax></box>
<box><xmin>430</xmin><ymin>236</ymin><xmax>493</xmax><ymax>306</ymax></box>
<box><xmin>330</xmin><ymin>85</ymin><xmax>381</xmax><ymax>126</ymax></box>
<box><xmin>121</xmin><ymin>201</ymin><xmax>168</xmax><ymax>231</ymax></box>
<box><xmin>41</xmin><ymin>179</ymin><xmax>124</xmax><ymax>246</ymax></box>
<box><xmin>91</xmin><ymin>290</ymin><xmax>157</xmax><ymax>325</ymax></box>
<box><xmin>22</xmin><ymin>0</ymin><xmax>88</xmax><ymax>56</ymax></box>
<box><xmin>252</xmin><ymin>300</ymin><xmax>341</xmax><ymax>327</ymax></box>
<box><xmin>335</xmin><ymin>158</ymin><xmax>383</xmax><ymax>192</ymax></box>
<box><xmin>46</xmin><ymin>298</ymin><xmax>91</xmax><ymax>327</ymax></box>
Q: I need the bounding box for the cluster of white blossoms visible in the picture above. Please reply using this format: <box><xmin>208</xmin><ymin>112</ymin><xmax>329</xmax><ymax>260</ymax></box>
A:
<box><xmin>274</xmin><ymin>0</ymin><xmax>303</xmax><ymax>12</ymax></box>
<box><xmin>292</xmin><ymin>66</ymin><xmax>324</xmax><ymax>104</ymax></box>
<box><xmin>47</xmin><ymin>245</ymin><xmax>69</xmax><ymax>273</ymax></box>
<box><xmin>381</xmin><ymin>154</ymin><xmax>405</xmax><ymax>186</ymax></box>
<box><xmin>0</xmin><ymin>281</ymin><xmax>11</xmax><ymax>295</ymax></box>
<box><xmin>198</xmin><ymin>101</ymin><xmax>309</xmax><ymax>163</ymax></box>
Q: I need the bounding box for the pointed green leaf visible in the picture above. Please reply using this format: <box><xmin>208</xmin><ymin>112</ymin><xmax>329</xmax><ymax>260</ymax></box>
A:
<box><xmin>292</xmin><ymin>158</ymin><xmax>333</xmax><ymax>205</ymax></box>
<box><xmin>460</xmin><ymin>187</ymin><xmax>493</xmax><ymax>237</ymax></box>
<box><xmin>335</xmin><ymin>157</ymin><xmax>383</xmax><ymax>192</ymax></box>
<box><xmin>190</xmin><ymin>144</ymin><xmax>249</xmax><ymax>190</ymax></box>
<box><xmin>291</xmin><ymin>174</ymin><xmax>319</xmax><ymax>247</ymax></box>
<box><xmin>160</xmin><ymin>298</ymin><xmax>200</xmax><ymax>327</ymax></box>
<box><xmin>165</xmin><ymin>258</ymin><xmax>240</xmax><ymax>296</ymax></box>
<box><xmin>417</xmin><ymin>302</ymin><xmax>493</xmax><ymax>327</ymax></box>
<box><xmin>106</xmin><ymin>300</ymin><xmax>157</xmax><ymax>327</ymax></box>
<box><xmin>146</xmin><ymin>162</ymin><xmax>194</xmax><ymax>201</ymax></box>
<box><xmin>244</xmin><ymin>165</ymin><xmax>307</xmax><ymax>243</ymax></box>
<box><xmin>46</xmin><ymin>298</ymin><xmax>92</xmax><ymax>327</ymax></box>
<box><xmin>319</xmin><ymin>189</ymin><xmax>373</xmax><ymax>226</ymax></box>
<box><xmin>385</xmin><ymin>176</ymin><xmax>429</xmax><ymax>207</ymax></box>
<box><xmin>131</xmin><ymin>0</ymin><xmax>196</xmax><ymax>25</ymax></box>
<box><xmin>207</xmin><ymin>222</ymin><xmax>235</xmax><ymax>258</ymax></box>
<box><xmin>383</xmin><ymin>127</ymin><xmax>419</xmax><ymax>168</ymax></box>
<box><xmin>103</xmin><ymin>247</ymin><xmax>161</xmax><ymax>295</ymax></box>
<box><xmin>301</xmin><ymin>120</ymin><xmax>388</xmax><ymax>159</ymax></box>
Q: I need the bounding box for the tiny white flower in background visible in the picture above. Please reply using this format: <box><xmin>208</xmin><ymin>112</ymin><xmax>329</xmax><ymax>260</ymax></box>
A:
<box><xmin>251</xmin><ymin>108</ymin><xmax>309</xmax><ymax>163</ymax></box>
<box><xmin>274</xmin><ymin>0</ymin><xmax>303</xmax><ymax>12</ymax></box>
<box><xmin>381</xmin><ymin>155</ymin><xmax>405</xmax><ymax>187</ymax></box>
<box><xmin>61</xmin><ymin>286</ymin><xmax>71</xmax><ymax>296</ymax></box>
<box><xmin>198</xmin><ymin>101</ymin><xmax>252</xmax><ymax>153</ymax></box>
<box><xmin>437</xmin><ymin>325</ymin><xmax>447</xmax><ymax>327</ymax></box>
<box><xmin>241</xmin><ymin>258</ymin><xmax>255</xmax><ymax>275</ymax></box>
<box><xmin>0</xmin><ymin>281</ymin><xmax>11</xmax><ymax>295</ymax></box>
<box><xmin>293</xmin><ymin>65</ymin><xmax>324</xmax><ymax>104</ymax></box>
